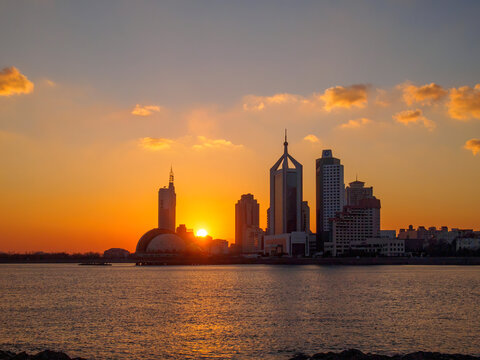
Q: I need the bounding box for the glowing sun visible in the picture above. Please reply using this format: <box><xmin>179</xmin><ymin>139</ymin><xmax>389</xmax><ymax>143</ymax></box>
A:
<box><xmin>196</xmin><ymin>229</ymin><xmax>208</xmax><ymax>237</ymax></box>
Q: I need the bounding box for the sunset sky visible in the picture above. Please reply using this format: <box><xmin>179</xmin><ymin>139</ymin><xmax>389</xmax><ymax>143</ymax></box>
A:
<box><xmin>1</xmin><ymin>1</ymin><xmax>479</xmax><ymax>253</ymax></box>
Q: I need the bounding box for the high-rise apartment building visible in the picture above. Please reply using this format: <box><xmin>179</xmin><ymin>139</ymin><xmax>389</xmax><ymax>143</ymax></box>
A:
<box><xmin>326</xmin><ymin>197</ymin><xmax>381</xmax><ymax>256</ymax></box>
<box><xmin>315</xmin><ymin>149</ymin><xmax>345</xmax><ymax>250</ymax></box>
<box><xmin>158</xmin><ymin>167</ymin><xmax>176</xmax><ymax>231</ymax></box>
<box><xmin>235</xmin><ymin>193</ymin><xmax>262</xmax><ymax>253</ymax></box>
<box><xmin>269</xmin><ymin>133</ymin><xmax>303</xmax><ymax>235</ymax></box>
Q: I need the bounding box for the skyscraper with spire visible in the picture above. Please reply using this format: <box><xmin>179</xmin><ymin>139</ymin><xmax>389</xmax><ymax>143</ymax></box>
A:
<box><xmin>268</xmin><ymin>131</ymin><xmax>303</xmax><ymax>235</ymax></box>
<box><xmin>158</xmin><ymin>167</ymin><xmax>176</xmax><ymax>231</ymax></box>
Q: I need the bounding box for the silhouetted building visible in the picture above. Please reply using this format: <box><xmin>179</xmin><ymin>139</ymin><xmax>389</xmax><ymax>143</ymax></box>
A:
<box><xmin>301</xmin><ymin>201</ymin><xmax>310</xmax><ymax>233</ymax></box>
<box><xmin>176</xmin><ymin>224</ymin><xmax>196</xmax><ymax>243</ymax></box>
<box><xmin>103</xmin><ymin>248</ymin><xmax>130</xmax><ymax>258</ymax></box>
<box><xmin>269</xmin><ymin>132</ymin><xmax>303</xmax><ymax>235</ymax></box>
<box><xmin>207</xmin><ymin>239</ymin><xmax>229</xmax><ymax>255</ymax></box>
<box><xmin>315</xmin><ymin>149</ymin><xmax>345</xmax><ymax>251</ymax></box>
<box><xmin>137</xmin><ymin>169</ymin><xmax>184</xmax><ymax>254</ymax></box>
<box><xmin>346</xmin><ymin>179</ymin><xmax>373</xmax><ymax>206</ymax></box>
<box><xmin>235</xmin><ymin>193</ymin><xmax>262</xmax><ymax>253</ymax></box>
<box><xmin>158</xmin><ymin>167</ymin><xmax>176</xmax><ymax>232</ymax></box>
<box><xmin>264</xmin><ymin>132</ymin><xmax>310</xmax><ymax>256</ymax></box>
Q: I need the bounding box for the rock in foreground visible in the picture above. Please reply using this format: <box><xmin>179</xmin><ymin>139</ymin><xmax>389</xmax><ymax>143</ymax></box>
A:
<box><xmin>290</xmin><ymin>349</ymin><xmax>480</xmax><ymax>360</ymax></box>
<box><xmin>0</xmin><ymin>350</ymin><xmax>86</xmax><ymax>360</ymax></box>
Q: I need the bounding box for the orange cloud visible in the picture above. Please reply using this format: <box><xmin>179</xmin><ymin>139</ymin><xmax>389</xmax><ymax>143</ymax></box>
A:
<box><xmin>131</xmin><ymin>104</ymin><xmax>162</xmax><ymax>116</ymax></box>
<box><xmin>192</xmin><ymin>136</ymin><xmax>243</xmax><ymax>150</ymax></box>
<box><xmin>340</xmin><ymin>118</ymin><xmax>372</xmax><ymax>129</ymax></box>
<box><xmin>303</xmin><ymin>134</ymin><xmax>320</xmax><ymax>143</ymax></box>
<box><xmin>447</xmin><ymin>85</ymin><xmax>480</xmax><ymax>120</ymax></box>
<box><xmin>319</xmin><ymin>84</ymin><xmax>368</xmax><ymax>111</ymax></box>
<box><xmin>400</xmin><ymin>82</ymin><xmax>447</xmax><ymax>105</ymax></box>
<box><xmin>243</xmin><ymin>93</ymin><xmax>306</xmax><ymax>111</ymax></box>
<box><xmin>138</xmin><ymin>137</ymin><xmax>173</xmax><ymax>150</ymax></box>
<box><xmin>464</xmin><ymin>138</ymin><xmax>480</xmax><ymax>155</ymax></box>
<box><xmin>393</xmin><ymin>109</ymin><xmax>435</xmax><ymax>130</ymax></box>
<box><xmin>0</xmin><ymin>66</ymin><xmax>34</xmax><ymax>96</ymax></box>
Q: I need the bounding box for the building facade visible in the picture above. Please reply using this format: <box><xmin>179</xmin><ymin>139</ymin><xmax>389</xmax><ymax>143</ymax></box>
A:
<box><xmin>158</xmin><ymin>167</ymin><xmax>176</xmax><ymax>232</ymax></box>
<box><xmin>346</xmin><ymin>180</ymin><xmax>373</xmax><ymax>206</ymax></box>
<box><xmin>326</xmin><ymin>197</ymin><xmax>381</xmax><ymax>256</ymax></box>
<box><xmin>269</xmin><ymin>133</ymin><xmax>303</xmax><ymax>235</ymax></box>
<box><xmin>315</xmin><ymin>149</ymin><xmax>345</xmax><ymax>251</ymax></box>
<box><xmin>349</xmin><ymin>238</ymin><xmax>405</xmax><ymax>257</ymax></box>
<box><xmin>235</xmin><ymin>193</ymin><xmax>262</xmax><ymax>253</ymax></box>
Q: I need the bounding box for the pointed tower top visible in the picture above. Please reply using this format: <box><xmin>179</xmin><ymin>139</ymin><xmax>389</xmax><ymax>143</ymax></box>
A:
<box><xmin>169</xmin><ymin>166</ymin><xmax>174</xmax><ymax>187</ymax></box>
<box><xmin>284</xmin><ymin>129</ymin><xmax>288</xmax><ymax>152</ymax></box>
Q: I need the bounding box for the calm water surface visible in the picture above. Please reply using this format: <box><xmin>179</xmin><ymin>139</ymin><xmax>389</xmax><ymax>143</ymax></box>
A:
<box><xmin>0</xmin><ymin>264</ymin><xmax>479</xmax><ymax>359</ymax></box>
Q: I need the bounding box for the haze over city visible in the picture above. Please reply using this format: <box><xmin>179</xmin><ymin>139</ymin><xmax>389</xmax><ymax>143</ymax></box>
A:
<box><xmin>1</xmin><ymin>1</ymin><xmax>480</xmax><ymax>253</ymax></box>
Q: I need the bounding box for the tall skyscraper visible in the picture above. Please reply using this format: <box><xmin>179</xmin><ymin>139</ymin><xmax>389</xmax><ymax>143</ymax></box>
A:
<box><xmin>346</xmin><ymin>179</ymin><xmax>373</xmax><ymax>206</ymax></box>
<box><xmin>316</xmin><ymin>149</ymin><xmax>345</xmax><ymax>250</ymax></box>
<box><xmin>158</xmin><ymin>167</ymin><xmax>176</xmax><ymax>231</ymax></box>
<box><xmin>235</xmin><ymin>193</ymin><xmax>262</xmax><ymax>253</ymax></box>
<box><xmin>269</xmin><ymin>132</ymin><xmax>303</xmax><ymax>235</ymax></box>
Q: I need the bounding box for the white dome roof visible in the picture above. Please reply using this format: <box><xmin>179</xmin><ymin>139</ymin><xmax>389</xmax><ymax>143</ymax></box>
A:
<box><xmin>145</xmin><ymin>233</ymin><xmax>185</xmax><ymax>253</ymax></box>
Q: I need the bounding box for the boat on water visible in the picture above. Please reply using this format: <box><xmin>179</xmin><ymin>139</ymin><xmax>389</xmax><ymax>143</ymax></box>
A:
<box><xmin>78</xmin><ymin>262</ymin><xmax>112</xmax><ymax>266</ymax></box>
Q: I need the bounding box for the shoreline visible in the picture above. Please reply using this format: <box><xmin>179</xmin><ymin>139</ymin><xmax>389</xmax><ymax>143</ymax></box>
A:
<box><xmin>1</xmin><ymin>349</ymin><xmax>479</xmax><ymax>360</ymax></box>
<box><xmin>1</xmin><ymin>256</ymin><xmax>480</xmax><ymax>266</ymax></box>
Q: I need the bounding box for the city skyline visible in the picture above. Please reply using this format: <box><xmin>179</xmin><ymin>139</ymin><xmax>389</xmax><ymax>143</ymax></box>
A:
<box><xmin>1</xmin><ymin>1</ymin><xmax>480</xmax><ymax>253</ymax></box>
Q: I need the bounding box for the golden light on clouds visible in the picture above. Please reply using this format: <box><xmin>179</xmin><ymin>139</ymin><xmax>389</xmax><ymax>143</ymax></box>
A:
<box><xmin>464</xmin><ymin>138</ymin><xmax>480</xmax><ymax>155</ymax></box>
<box><xmin>339</xmin><ymin>118</ymin><xmax>372</xmax><ymax>129</ymax></box>
<box><xmin>0</xmin><ymin>66</ymin><xmax>34</xmax><ymax>96</ymax></box>
<box><xmin>192</xmin><ymin>136</ymin><xmax>243</xmax><ymax>150</ymax></box>
<box><xmin>400</xmin><ymin>82</ymin><xmax>448</xmax><ymax>105</ymax></box>
<box><xmin>139</xmin><ymin>137</ymin><xmax>173</xmax><ymax>150</ymax></box>
<box><xmin>319</xmin><ymin>84</ymin><xmax>368</xmax><ymax>111</ymax></box>
<box><xmin>447</xmin><ymin>85</ymin><xmax>480</xmax><ymax>120</ymax></box>
<box><xmin>303</xmin><ymin>134</ymin><xmax>320</xmax><ymax>143</ymax></box>
<box><xmin>242</xmin><ymin>93</ymin><xmax>306</xmax><ymax>111</ymax></box>
<box><xmin>393</xmin><ymin>109</ymin><xmax>436</xmax><ymax>130</ymax></box>
<box><xmin>131</xmin><ymin>104</ymin><xmax>162</xmax><ymax>116</ymax></box>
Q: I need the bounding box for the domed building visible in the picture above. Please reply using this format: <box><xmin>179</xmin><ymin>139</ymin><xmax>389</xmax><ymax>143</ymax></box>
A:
<box><xmin>136</xmin><ymin>228</ymin><xmax>186</xmax><ymax>254</ymax></box>
<box><xmin>136</xmin><ymin>168</ymin><xmax>185</xmax><ymax>255</ymax></box>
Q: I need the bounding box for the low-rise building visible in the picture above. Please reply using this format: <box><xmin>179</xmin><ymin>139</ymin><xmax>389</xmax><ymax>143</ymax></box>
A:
<box><xmin>456</xmin><ymin>238</ymin><xmax>480</xmax><ymax>252</ymax></box>
<box><xmin>350</xmin><ymin>238</ymin><xmax>405</xmax><ymax>257</ymax></box>
<box><xmin>264</xmin><ymin>232</ymin><xmax>312</xmax><ymax>256</ymax></box>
